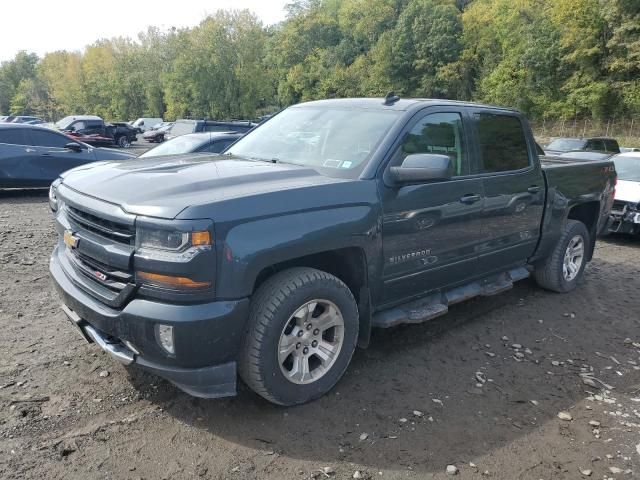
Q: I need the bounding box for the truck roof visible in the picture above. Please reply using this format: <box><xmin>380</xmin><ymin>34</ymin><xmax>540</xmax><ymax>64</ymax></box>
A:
<box><xmin>294</xmin><ymin>97</ymin><xmax>519</xmax><ymax>113</ymax></box>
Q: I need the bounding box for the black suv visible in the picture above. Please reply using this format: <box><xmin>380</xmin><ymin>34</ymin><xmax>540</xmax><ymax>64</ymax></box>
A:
<box><xmin>165</xmin><ymin>119</ymin><xmax>256</xmax><ymax>141</ymax></box>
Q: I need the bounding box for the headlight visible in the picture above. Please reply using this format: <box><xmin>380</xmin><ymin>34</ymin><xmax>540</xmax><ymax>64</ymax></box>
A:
<box><xmin>49</xmin><ymin>180</ymin><xmax>60</xmax><ymax>212</ymax></box>
<box><xmin>135</xmin><ymin>227</ymin><xmax>211</xmax><ymax>252</ymax></box>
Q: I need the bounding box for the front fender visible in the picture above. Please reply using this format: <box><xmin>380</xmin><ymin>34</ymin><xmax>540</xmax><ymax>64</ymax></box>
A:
<box><xmin>215</xmin><ymin>206</ymin><xmax>379</xmax><ymax>299</ymax></box>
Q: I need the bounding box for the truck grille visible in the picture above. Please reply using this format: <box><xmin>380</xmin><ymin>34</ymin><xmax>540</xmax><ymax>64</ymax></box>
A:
<box><xmin>67</xmin><ymin>205</ymin><xmax>135</xmax><ymax>245</ymax></box>
<box><xmin>62</xmin><ymin>204</ymin><xmax>136</xmax><ymax>308</ymax></box>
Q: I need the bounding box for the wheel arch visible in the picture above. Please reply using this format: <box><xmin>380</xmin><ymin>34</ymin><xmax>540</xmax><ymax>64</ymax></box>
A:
<box><xmin>567</xmin><ymin>201</ymin><xmax>600</xmax><ymax>261</ymax></box>
<box><xmin>252</xmin><ymin>247</ymin><xmax>372</xmax><ymax>348</ymax></box>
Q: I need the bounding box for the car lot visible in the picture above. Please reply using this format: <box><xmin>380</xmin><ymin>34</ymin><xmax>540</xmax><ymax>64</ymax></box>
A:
<box><xmin>0</xmin><ymin>191</ymin><xmax>638</xmax><ymax>479</ymax></box>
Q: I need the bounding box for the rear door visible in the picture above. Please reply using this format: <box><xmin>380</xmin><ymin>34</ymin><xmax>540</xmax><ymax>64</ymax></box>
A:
<box><xmin>27</xmin><ymin>128</ymin><xmax>96</xmax><ymax>183</ymax></box>
<box><xmin>467</xmin><ymin>110</ymin><xmax>545</xmax><ymax>274</ymax></box>
<box><xmin>380</xmin><ymin>108</ymin><xmax>485</xmax><ymax>305</ymax></box>
<box><xmin>0</xmin><ymin>128</ymin><xmax>41</xmax><ymax>187</ymax></box>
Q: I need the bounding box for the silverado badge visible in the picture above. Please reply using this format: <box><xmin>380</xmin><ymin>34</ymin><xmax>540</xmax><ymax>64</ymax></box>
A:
<box><xmin>63</xmin><ymin>230</ymin><xmax>79</xmax><ymax>249</ymax></box>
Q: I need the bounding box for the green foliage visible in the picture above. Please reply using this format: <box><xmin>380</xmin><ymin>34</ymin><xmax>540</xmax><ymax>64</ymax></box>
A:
<box><xmin>0</xmin><ymin>1</ymin><xmax>637</xmax><ymax>122</ymax></box>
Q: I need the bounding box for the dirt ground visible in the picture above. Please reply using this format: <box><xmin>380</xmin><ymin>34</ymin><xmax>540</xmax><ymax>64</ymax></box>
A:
<box><xmin>0</xmin><ymin>190</ymin><xmax>639</xmax><ymax>480</ymax></box>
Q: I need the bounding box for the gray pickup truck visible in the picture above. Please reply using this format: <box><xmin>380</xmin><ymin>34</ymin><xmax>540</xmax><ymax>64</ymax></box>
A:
<box><xmin>49</xmin><ymin>96</ymin><xmax>616</xmax><ymax>405</ymax></box>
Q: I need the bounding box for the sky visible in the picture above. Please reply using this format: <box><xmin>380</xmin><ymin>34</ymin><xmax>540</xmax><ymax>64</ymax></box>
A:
<box><xmin>1</xmin><ymin>0</ymin><xmax>289</xmax><ymax>62</ymax></box>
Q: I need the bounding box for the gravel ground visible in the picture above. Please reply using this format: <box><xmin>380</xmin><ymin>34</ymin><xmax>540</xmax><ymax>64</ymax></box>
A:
<box><xmin>0</xmin><ymin>191</ymin><xmax>639</xmax><ymax>480</ymax></box>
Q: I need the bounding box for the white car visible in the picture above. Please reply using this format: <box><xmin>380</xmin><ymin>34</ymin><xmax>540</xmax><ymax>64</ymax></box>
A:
<box><xmin>609</xmin><ymin>152</ymin><xmax>640</xmax><ymax>235</ymax></box>
<box><xmin>131</xmin><ymin>117</ymin><xmax>163</xmax><ymax>133</ymax></box>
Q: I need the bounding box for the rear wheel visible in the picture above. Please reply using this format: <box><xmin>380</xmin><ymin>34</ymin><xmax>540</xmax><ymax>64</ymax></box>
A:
<box><xmin>239</xmin><ymin>267</ymin><xmax>358</xmax><ymax>405</ymax></box>
<box><xmin>534</xmin><ymin>220</ymin><xmax>590</xmax><ymax>293</ymax></box>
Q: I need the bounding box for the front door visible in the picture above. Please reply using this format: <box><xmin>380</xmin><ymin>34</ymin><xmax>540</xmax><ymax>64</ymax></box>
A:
<box><xmin>379</xmin><ymin>109</ymin><xmax>485</xmax><ymax>306</ymax></box>
<box><xmin>27</xmin><ymin>128</ymin><xmax>96</xmax><ymax>185</ymax></box>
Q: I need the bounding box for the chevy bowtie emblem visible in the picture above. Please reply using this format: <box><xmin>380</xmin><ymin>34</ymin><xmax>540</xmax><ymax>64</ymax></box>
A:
<box><xmin>63</xmin><ymin>230</ymin><xmax>80</xmax><ymax>249</ymax></box>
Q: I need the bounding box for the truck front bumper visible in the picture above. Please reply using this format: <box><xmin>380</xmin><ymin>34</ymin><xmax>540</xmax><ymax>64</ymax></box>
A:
<box><xmin>50</xmin><ymin>247</ymin><xmax>250</xmax><ymax>398</ymax></box>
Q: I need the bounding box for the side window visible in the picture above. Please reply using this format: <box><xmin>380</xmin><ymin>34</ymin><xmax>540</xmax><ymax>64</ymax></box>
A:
<box><xmin>474</xmin><ymin>113</ymin><xmax>530</xmax><ymax>173</ymax></box>
<box><xmin>397</xmin><ymin>112</ymin><xmax>467</xmax><ymax>176</ymax></box>
<box><xmin>0</xmin><ymin>128</ymin><xmax>30</xmax><ymax>146</ymax></box>
<box><xmin>30</xmin><ymin>129</ymin><xmax>75</xmax><ymax>148</ymax></box>
<box><xmin>204</xmin><ymin>125</ymin><xmax>227</xmax><ymax>133</ymax></box>
<box><xmin>586</xmin><ymin>139</ymin><xmax>605</xmax><ymax>151</ymax></box>
<box><xmin>70</xmin><ymin>121</ymin><xmax>86</xmax><ymax>132</ymax></box>
<box><xmin>604</xmin><ymin>139</ymin><xmax>619</xmax><ymax>153</ymax></box>
<box><xmin>210</xmin><ymin>140</ymin><xmax>233</xmax><ymax>153</ymax></box>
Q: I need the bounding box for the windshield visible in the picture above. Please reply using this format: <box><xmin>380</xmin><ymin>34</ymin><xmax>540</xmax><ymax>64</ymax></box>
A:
<box><xmin>225</xmin><ymin>106</ymin><xmax>401</xmax><ymax>178</ymax></box>
<box><xmin>139</xmin><ymin>135</ymin><xmax>207</xmax><ymax>158</ymax></box>
<box><xmin>613</xmin><ymin>155</ymin><xmax>640</xmax><ymax>182</ymax></box>
<box><xmin>546</xmin><ymin>138</ymin><xmax>587</xmax><ymax>152</ymax></box>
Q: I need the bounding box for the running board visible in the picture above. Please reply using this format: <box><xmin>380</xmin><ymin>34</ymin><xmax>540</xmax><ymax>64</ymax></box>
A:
<box><xmin>372</xmin><ymin>267</ymin><xmax>530</xmax><ymax>328</ymax></box>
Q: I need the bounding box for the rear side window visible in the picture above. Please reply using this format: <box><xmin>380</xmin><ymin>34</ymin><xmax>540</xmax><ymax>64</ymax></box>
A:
<box><xmin>474</xmin><ymin>113</ymin><xmax>530</xmax><ymax>173</ymax></box>
<box><xmin>0</xmin><ymin>128</ymin><xmax>30</xmax><ymax>146</ymax></box>
<box><xmin>30</xmin><ymin>129</ymin><xmax>73</xmax><ymax>148</ymax></box>
<box><xmin>604</xmin><ymin>139</ymin><xmax>620</xmax><ymax>153</ymax></box>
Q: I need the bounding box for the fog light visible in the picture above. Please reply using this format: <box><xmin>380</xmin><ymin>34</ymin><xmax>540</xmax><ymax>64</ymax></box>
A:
<box><xmin>156</xmin><ymin>324</ymin><xmax>175</xmax><ymax>355</ymax></box>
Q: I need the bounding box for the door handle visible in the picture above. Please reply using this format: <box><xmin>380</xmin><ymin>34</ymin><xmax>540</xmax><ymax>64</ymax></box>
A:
<box><xmin>41</xmin><ymin>153</ymin><xmax>52</xmax><ymax>157</ymax></box>
<box><xmin>460</xmin><ymin>194</ymin><xmax>481</xmax><ymax>204</ymax></box>
<box><xmin>527</xmin><ymin>186</ymin><xmax>541</xmax><ymax>194</ymax></box>
<box><xmin>24</xmin><ymin>148</ymin><xmax>36</xmax><ymax>153</ymax></box>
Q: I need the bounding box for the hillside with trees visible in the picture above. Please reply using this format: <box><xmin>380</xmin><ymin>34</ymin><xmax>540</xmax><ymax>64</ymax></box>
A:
<box><xmin>0</xmin><ymin>0</ymin><xmax>638</xmax><ymax>128</ymax></box>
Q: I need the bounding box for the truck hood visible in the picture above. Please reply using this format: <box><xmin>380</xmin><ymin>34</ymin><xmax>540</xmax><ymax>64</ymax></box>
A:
<box><xmin>59</xmin><ymin>154</ymin><xmax>350</xmax><ymax>219</ymax></box>
<box><xmin>616</xmin><ymin>179</ymin><xmax>640</xmax><ymax>203</ymax></box>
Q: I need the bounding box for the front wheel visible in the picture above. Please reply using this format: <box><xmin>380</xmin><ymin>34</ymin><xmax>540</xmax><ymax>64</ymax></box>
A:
<box><xmin>534</xmin><ymin>220</ymin><xmax>590</xmax><ymax>293</ymax></box>
<box><xmin>239</xmin><ymin>267</ymin><xmax>358</xmax><ymax>405</ymax></box>
<box><xmin>117</xmin><ymin>136</ymin><xmax>131</xmax><ymax>148</ymax></box>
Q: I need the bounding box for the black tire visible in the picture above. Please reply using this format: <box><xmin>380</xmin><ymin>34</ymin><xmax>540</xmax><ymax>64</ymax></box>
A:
<box><xmin>239</xmin><ymin>267</ymin><xmax>358</xmax><ymax>406</ymax></box>
<box><xmin>117</xmin><ymin>136</ymin><xmax>130</xmax><ymax>148</ymax></box>
<box><xmin>534</xmin><ymin>220</ymin><xmax>590</xmax><ymax>293</ymax></box>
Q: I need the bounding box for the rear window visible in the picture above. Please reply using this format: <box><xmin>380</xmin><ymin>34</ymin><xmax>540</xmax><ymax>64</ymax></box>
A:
<box><xmin>0</xmin><ymin>128</ymin><xmax>30</xmax><ymax>146</ymax></box>
<box><xmin>474</xmin><ymin>113</ymin><xmax>530</xmax><ymax>173</ymax></box>
<box><xmin>170</xmin><ymin>121</ymin><xmax>196</xmax><ymax>137</ymax></box>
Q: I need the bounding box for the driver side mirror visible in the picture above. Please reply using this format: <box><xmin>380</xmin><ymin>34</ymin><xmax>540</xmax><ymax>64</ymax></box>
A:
<box><xmin>65</xmin><ymin>142</ymin><xmax>82</xmax><ymax>153</ymax></box>
<box><xmin>390</xmin><ymin>153</ymin><xmax>454</xmax><ymax>184</ymax></box>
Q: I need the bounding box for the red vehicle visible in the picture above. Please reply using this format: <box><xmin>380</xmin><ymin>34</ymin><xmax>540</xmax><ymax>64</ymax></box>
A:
<box><xmin>56</xmin><ymin>115</ymin><xmax>137</xmax><ymax>148</ymax></box>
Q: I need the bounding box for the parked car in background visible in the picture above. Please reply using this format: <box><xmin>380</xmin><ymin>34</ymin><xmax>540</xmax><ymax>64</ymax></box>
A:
<box><xmin>1</xmin><ymin>116</ymin><xmax>16</xmax><ymax>123</ymax></box>
<box><xmin>142</xmin><ymin>122</ymin><xmax>174</xmax><ymax>143</ymax></box>
<box><xmin>0</xmin><ymin>123</ymin><xmax>135</xmax><ymax>188</ymax></box>
<box><xmin>620</xmin><ymin>147</ymin><xmax>640</xmax><ymax>153</ymax></box>
<box><xmin>56</xmin><ymin>116</ymin><xmax>137</xmax><ymax>148</ymax></box>
<box><xmin>49</xmin><ymin>97</ymin><xmax>616</xmax><ymax>405</ymax></box>
<box><xmin>109</xmin><ymin>122</ymin><xmax>140</xmax><ymax>148</ymax></box>
<box><xmin>544</xmin><ymin>137</ymin><xmax>620</xmax><ymax>156</ymax></box>
<box><xmin>10</xmin><ymin>116</ymin><xmax>43</xmax><ymax>124</ymax></box>
<box><xmin>608</xmin><ymin>152</ymin><xmax>640</xmax><ymax>235</ymax></box>
<box><xmin>165</xmin><ymin>119</ymin><xmax>256</xmax><ymax>140</ymax></box>
<box><xmin>131</xmin><ymin>117</ymin><xmax>163</xmax><ymax>133</ymax></box>
<box><xmin>139</xmin><ymin>132</ymin><xmax>242</xmax><ymax>158</ymax></box>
